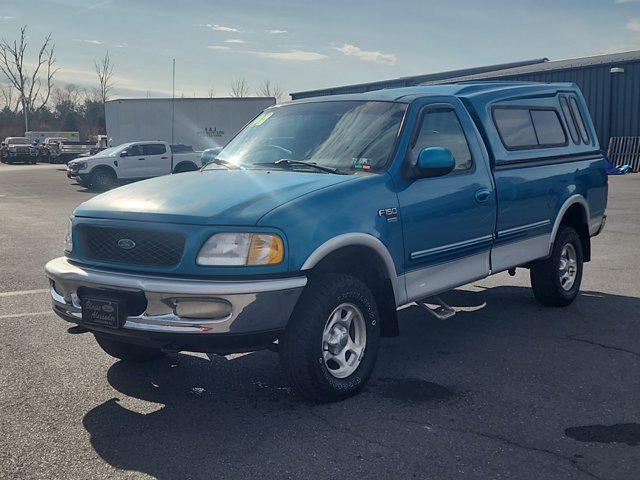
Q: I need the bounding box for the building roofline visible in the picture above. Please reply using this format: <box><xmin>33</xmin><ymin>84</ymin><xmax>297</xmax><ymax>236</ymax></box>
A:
<box><xmin>422</xmin><ymin>50</ymin><xmax>640</xmax><ymax>84</ymax></box>
<box><xmin>289</xmin><ymin>58</ymin><xmax>548</xmax><ymax>98</ymax></box>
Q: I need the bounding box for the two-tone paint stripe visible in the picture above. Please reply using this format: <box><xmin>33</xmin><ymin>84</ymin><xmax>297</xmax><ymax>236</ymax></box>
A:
<box><xmin>495</xmin><ymin>219</ymin><xmax>551</xmax><ymax>245</ymax></box>
<box><xmin>410</xmin><ymin>219</ymin><xmax>551</xmax><ymax>264</ymax></box>
<box><xmin>410</xmin><ymin>234</ymin><xmax>494</xmax><ymax>262</ymax></box>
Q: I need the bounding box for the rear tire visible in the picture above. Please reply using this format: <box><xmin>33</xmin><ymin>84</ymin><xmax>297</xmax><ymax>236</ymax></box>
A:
<box><xmin>89</xmin><ymin>169</ymin><xmax>116</xmax><ymax>191</ymax></box>
<box><xmin>530</xmin><ymin>225</ymin><xmax>583</xmax><ymax>307</ymax></box>
<box><xmin>279</xmin><ymin>273</ymin><xmax>380</xmax><ymax>402</ymax></box>
<box><xmin>94</xmin><ymin>334</ymin><xmax>166</xmax><ymax>362</ymax></box>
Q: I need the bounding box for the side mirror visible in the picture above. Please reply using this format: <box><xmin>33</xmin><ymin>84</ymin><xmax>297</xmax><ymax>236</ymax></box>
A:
<box><xmin>415</xmin><ymin>147</ymin><xmax>455</xmax><ymax>178</ymax></box>
<box><xmin>120</xmin><ymin>151</ymin><xmax>128</xmax><ymax>157</ymax></box>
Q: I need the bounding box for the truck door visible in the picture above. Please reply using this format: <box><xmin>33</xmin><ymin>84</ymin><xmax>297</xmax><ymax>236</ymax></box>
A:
<box><xmin>396</xmin><ymin>98</ymin><xmax>496</xmax><ymax>301</ymax></box>
<box><xmin>142</xmin><ymin>143</ymin><xmax>171</xmax><ymax>177</ymax></box>
<box><xmin>117</xmin><ymin>144</ymin><xmax>145</xmax><ymax>179</ymax></box>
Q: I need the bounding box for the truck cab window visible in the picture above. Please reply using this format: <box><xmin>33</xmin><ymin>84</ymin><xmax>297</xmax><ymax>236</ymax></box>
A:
<box><xmin>412</xmin><ymin>108</ymin><xmax>473</xmax><ymax>171</ymax></box>
<box><xmin>143</xmin><ymin>144</ymin><xmax>166</xmax><ymax>155</ymax></box>
<box><xmin>126</xmin><ymin>145</ymin><xmax>143</xmax><ymax>157</ymax></box>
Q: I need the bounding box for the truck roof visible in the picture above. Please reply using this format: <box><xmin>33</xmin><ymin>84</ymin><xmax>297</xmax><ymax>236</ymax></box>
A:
<box><xmin>286</xmin><ymin>81</ymin><xmax>580</xmax><ymax>105</ymax></box>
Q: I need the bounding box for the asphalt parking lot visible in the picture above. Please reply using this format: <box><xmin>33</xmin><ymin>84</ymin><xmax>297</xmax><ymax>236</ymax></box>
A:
<box><xmin>1</xmin><ymin>163</ymin><xmax>639</xmax><ymax>479</ymax></box>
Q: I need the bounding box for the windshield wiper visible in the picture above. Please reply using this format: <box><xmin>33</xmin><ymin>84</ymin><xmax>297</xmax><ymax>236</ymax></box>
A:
<box><xmin>254</xmin><ymin>159</ymin><xmax>342</xmax><ymax>174</ymax></box>
<box><xmin>209</xmin><ymin>157</ymin><xmax>244</xmax><ymax>170</ymax></box>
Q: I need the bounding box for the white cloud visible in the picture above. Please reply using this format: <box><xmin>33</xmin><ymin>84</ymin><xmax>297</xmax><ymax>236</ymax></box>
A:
<box><xmin>56</xmin><ymin>66</ymin><xmax>131</xmax><ymax>86</ymax></box>
<box><xmin>333</xmin><ymin>43</ymin><xmax>395</xmax><ymax>65</ymax></box>
<box><xmin>75</xmin><ymin>39</ymin><xmax>104</xmax><ymax>45</ymax></box>
<box><xmin>79</xmin><ymin>0</ymin><xmax>112</xmax><ymax>13</ymax></box>
<box><xmin>627</xmin><ymin>18</ymin><xmax>640</xmax><ymax>32</ymax></box>
<box><xmin>212</xmin><ymin>24</ymin><xmax>239</xmax><ymax>32</ymax></box>
<box><xmin>267</xmin><ymin>29</ymin><xmax>287</xmax><ymax>34</ymax></box>
<box><xmin>246</xmin><ymin>50</ymin><xmax>328</xmax><ymax>61</ymax></box>
<box><xmin>207</xmin><ymin>45</ymin><xmax>230</xmax><ymax>50</ymax></box>
<box><xmin>194</xmin><ymin>23</ymin><xmax>241</xmax><ymax>32</ymax></box>
<box><xmin>224</xmin><ymin>39</ymin><xmax>245</xmax><ymax>44</ymax></box>
<box><xmin>616</xmin><ymin>0</ymin><xmax>640</xmax><ymax>3</ymax></box>
<box><xmin>0</xmin><ymin>16</ymin><xmax>14</xmax><ymax>20</ymax></box>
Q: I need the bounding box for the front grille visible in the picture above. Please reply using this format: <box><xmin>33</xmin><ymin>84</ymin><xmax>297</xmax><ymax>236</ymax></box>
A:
<box><xmin>78</xmin><ymin>226</ymin><xmax>185</xmax><ymax>267</ymax></box>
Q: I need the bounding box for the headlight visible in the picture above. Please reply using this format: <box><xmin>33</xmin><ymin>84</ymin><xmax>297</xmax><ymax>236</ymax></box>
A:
<box><xmin>64</xmin><ymin>218</ymin><xmax>73</xmax><ymax>253</ymax></box>
<box><xmin>76</xmin><ymin>161</ymin><xmax>87</xmax><ymax>170</ymax></box>
<box><xmin>197</xmin><ymin>233</ymin><xmax>284</xmax><ymax>266</ymax></box>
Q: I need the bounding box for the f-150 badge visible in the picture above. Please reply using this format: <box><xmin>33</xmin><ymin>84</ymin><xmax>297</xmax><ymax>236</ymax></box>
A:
<box><xmin>378</xmin><ymin>207</ymin><xmax>398</xmax><ymax>223</ymax></box>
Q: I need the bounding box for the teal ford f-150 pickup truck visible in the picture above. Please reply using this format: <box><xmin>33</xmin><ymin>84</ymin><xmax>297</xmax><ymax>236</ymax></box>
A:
<box><xmin>45</xmin><ymin>82</ymin><xmax>607</xmax><ymax>402</ymax></box>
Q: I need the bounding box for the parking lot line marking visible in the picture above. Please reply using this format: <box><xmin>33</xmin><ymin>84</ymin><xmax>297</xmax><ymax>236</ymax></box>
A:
<box><xmin>0</xmin><ymin>288</ymin><xmax>49</xmax><ymax>297</ymax></box>
<box><xmin>0</xmin><ymin>311</ymin><xmax>51</xmax><ymax>319</ymax></box>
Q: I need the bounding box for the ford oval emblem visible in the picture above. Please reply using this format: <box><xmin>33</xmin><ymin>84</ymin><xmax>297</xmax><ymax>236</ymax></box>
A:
<box><xmin>117</xmin><ymin>238</ymin><xmax>136</xmax><ymax>250</ymax></box>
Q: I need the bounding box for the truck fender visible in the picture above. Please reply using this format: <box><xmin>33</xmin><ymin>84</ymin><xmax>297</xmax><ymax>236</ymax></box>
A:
<box><xmin>301</xmin><ymin>233</ymin><xmax>404</xmax><ymax>305</ymax></box>
<box><xmin>548</xmin><ymin>194</ymin><xmax>590</xmax><ymax>256</ymax></box>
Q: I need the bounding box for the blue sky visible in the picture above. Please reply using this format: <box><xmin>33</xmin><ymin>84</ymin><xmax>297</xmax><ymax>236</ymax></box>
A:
<box><xmin>2</xmin><ymin>0</ymin><xmax>640</xmax><ymax>99</ymax></box>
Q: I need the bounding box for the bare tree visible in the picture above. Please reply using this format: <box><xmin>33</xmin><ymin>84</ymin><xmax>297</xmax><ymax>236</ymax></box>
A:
<box><xmin>94</xmin><ymin>50</ymin><xmax>115</xmax><ymax>104</ymax></box>
<box><xmin>230</xmin><ymin>77</ymin><xmax>249</xmax><ymax>98</ymax></box>
<box><xmin>0</xmin><ymin>25</ymin><xmax>57</xmax><ymax>130</ymax></box>
<box><xmin>256</xmin><ymin>79</ymin><xmax>284</xmax><ymax>102</ymax></box>
<box><xmin>208</xmin><ymin>87</ymin><xmax>216</xmax><ymax>98</ymax></box>
<box><xmin>0</xmin><ymin>83</ymin><xmax>19</xmax><ymax>111</ymax></box>
<box><xmin>53</xmin><ymin>83</ymin><xmax>86</xmax><ymax>109</ymax></box>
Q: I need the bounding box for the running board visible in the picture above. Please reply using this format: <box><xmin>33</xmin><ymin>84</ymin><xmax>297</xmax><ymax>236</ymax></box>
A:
<box><xmin>417</xmin><ymin>296</ymin><xmax>456</xmax><ymax>320</ymax></box>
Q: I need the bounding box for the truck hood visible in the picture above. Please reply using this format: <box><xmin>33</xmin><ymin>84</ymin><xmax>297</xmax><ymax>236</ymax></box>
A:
<box><xmin>74</xmin><ymin>170</ymin><xmax>356</xmax><ymax>225</ymax></box>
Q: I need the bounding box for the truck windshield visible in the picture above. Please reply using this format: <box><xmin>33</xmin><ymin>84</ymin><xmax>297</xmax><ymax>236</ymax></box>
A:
<box><xmin>98</xmin><ymin>144</ymin><xmax>131</xmax><ymax>157</ymax></box>
<box><xmin>206</xmin><ymin>101</ymin><xmax>406</xmax><ymax>174</ymax></box>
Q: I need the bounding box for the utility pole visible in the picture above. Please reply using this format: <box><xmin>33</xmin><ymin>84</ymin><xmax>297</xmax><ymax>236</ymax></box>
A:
<box><xmin>171</xmin><ymin>58</ymin><xmax>175</xmax><ymax>145</ymax></box>
<box><xmin>24</xmin><ymin>97</ymin><xmax>29</xmax><ymax>133</ymax></box>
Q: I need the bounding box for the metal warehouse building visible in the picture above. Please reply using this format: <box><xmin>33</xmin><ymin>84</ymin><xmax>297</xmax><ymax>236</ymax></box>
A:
<box><xmin>291</xmin><ymin>51</ymin><xmax>640</xmax><ymax>169</ymax></box>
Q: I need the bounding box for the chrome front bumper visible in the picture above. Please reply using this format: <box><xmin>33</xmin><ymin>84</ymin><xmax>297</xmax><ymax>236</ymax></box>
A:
<box><xmin>45</xmin><ymin>256</ymin><xmax>306</xmax><ymax>335</ymax></box>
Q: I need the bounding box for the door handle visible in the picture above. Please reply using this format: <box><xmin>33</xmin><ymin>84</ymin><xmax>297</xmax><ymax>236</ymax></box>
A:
<box><xmin>475</xmin><ymin>189</ymin><xmax>491</xmax><ymax>203</ymax></box>
<box><xmin>138</xmin><ymin>157</ymin><xmax>145</xmax><ymax>161</ymax></box>
<box><xmin>161</xmin><ymin>156</ymin><xmax>168</xmax><ymax>159</ymax></box>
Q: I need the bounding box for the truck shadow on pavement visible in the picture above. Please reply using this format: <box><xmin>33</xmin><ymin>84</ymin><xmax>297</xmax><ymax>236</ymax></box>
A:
<box><xmin>81</xmin><ymin>285</ymin><xmax>640</xmax><ymax>478</ymax></box>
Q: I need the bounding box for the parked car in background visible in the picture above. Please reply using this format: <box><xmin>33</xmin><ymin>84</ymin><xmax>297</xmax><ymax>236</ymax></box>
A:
<box><xmin>38</xmin><ymin>137</ymin><xmax>64</xmax><ymax>162</ymax></box>
<box><xmin>66</xmin><ymin>141</ymin><xmax>202</xmax><ymax>190</ymax></box>
<box><xmin>41</xmin><ymin>135</ymin><xmax>110</xmax><ymax>163</ymax></box>
<box><xmin>46</xmin><ymin>82</ymin><xmax>607</xmax><ymax>402</ymax></box>
<box><xmin>1</xmin><ymin>137</ymin><xmax>37</xmax><ymax>164</ymax></box>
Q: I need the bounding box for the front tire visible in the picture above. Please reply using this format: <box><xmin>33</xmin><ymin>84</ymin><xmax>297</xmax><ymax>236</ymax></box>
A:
<box><xmin>279</xmin><ymin>274</ymin><xmax>380</xmax><ymax>402</ymax></box>
<box><xmin>530</xmin><ymin>225</ymin><xmax>583</xmax><ymax>307</ymax></box>
<box><xmin>89</xmin><ymin>169</ymin><xmax>116</xmax><ymax>191</ymax></box>
<box><xmin>94</xmin><ymin>334</ymin><xmax>166</xmax><ymax>362</ymax></box>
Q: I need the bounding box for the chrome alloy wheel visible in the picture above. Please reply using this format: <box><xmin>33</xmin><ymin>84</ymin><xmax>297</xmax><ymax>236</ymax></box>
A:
<box><xmin>321</xmin><ymin>303</ymin><xmax>367</xmax><ymax>379</ymax></box>
<box><xmin>559</xmin><ymin>243</ymin><xmax>578</xmax><ymax>291</ymax></box>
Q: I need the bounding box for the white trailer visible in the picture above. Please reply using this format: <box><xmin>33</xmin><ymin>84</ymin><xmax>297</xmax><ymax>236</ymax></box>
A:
<box><xmin>104</xmin><ymin>97</ymin><xmax>275</xmax><ymax>151</ymax></box>
<box><xmin>25</xmin><ymin>131</ymin><xmax>80</xmax><ymax>143</ymax></box>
